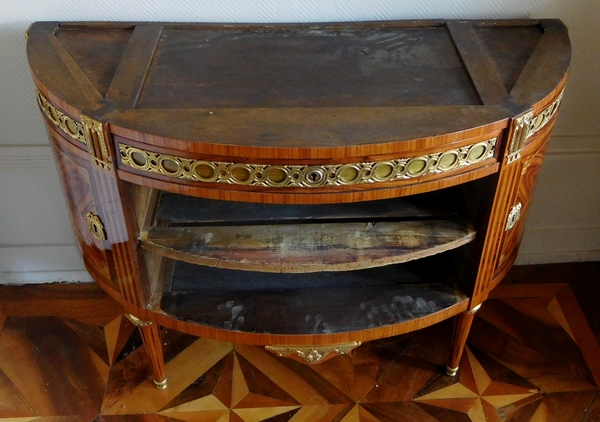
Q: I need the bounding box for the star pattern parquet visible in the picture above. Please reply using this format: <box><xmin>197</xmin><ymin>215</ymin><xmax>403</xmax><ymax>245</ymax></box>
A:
<box><xmin>0</xmin><ymin>263</ymin><xmax>599</xmax><ymax>421</ymax></box>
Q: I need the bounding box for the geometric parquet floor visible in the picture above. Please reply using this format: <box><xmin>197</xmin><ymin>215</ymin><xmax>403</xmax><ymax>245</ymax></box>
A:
<box><xmin>0</xmin><ymin>262</ymin><xmax>599</xmax><ymax>421</ymax></box>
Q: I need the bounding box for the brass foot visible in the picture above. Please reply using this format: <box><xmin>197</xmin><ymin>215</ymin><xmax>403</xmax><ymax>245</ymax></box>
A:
<box><xmin>154</xmin><ymin>377</ymin><xmax>168</xmax><ymax>390</ymax></box>
<box><xmin>446</xmin><ymin>366</ymin><xmax>459</xmax><ymax>377</ymax></box>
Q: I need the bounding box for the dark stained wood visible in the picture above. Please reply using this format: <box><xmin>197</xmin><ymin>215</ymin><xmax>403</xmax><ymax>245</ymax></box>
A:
<box><xmin>0</xmin><ymin>318</ymin><xmax>94</xmax><ymax>417</ymax></box>
<box><xmin>11</xmin><ymin>317</ymin><xmax>108</xmax><ymax>411</ymax></box>
<box><xmin>366</xmin><ymin>402</ymin><xmax>444</xmax><ymax>421</ymax></box>
<box><xmin>540</xmin><ymin>392</ymin><xmax>599</xmax><ymax>422</ymax></box>
<box><xmin>101</xmin><ymin>344</ymin><xmax>152</xmax><ymax>412</ymax></box>
<box><xmin>581</xmin><ymin>394</ymin><xmax>600</xmax><ymax>422</ymax></box>
<box><xmin>508</xmin><ymin>20</ymin><xmax>571</xmax><ymax>110</ymax></box>
<box><xmin>473</xmin><ymin>24</ymin><xmax>543</xmax><ymax>93</ymax></box>
<box><xmin>308</xmin><ymin>334</ymin><xmax>418</xmax><ymax>402</ymax></box>
<box><xmin>137</xmin><ymin>26</ymin><xmax>480</xmax><ymax>109</ymax></box>
<box><xmin>553</xmin><ymin>286</ymin><xmax>600</xmax><ymax>388</ymax></box>
<box><xmin>27</xmin><ymin>22</ymin><xmax>98</xmax><ymax>114</ymax></box>
<box><xmin>363</xmin><ymin>322</ymin><xmax>455</xmax><ymax>404</ymax></box>
<box><xmin>48</xmin><ymin>31</ymin><xmax>104</xmax><ymax>104</ymax></box>
<box><xmin>477</xmin><ymin>299</ymin><xmax>597</xmax><ymax>388</ymax></box>
<box><xmin>55</xmin><ymin>26</ymin><xmax>133</xmax><ymax>97</ymax></box>
<box><xmin>105</xmin><ymin>25</ymin><xmax>162</xmax><ymax>108</ymax></box>
<box><xmin>447</xmin><ymin>21</ymin><xmax>508</xmax><ymax>104</ymax></box>
<box><xmin>111</xmin><ymin>106</ymin><xmax>508</xmax><ymax>157</ymax></box>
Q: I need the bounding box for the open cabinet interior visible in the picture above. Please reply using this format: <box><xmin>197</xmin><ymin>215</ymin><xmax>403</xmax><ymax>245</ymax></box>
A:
<box><xmin>130</xmin><ymin>181</ymin><xmax>491</xmax><ymax>339</ymax></box>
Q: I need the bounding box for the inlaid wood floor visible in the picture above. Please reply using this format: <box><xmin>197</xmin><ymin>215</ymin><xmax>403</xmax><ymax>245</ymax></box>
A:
<box><xmin>0</xmin><ymin>262</ymin><xmax>599</xmax><ymax>421</ymax></box>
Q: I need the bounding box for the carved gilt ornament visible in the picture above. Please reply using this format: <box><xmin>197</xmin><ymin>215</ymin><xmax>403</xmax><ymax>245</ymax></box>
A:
<box><xmin>81</xmin><ymin>114</ymin><xmax>111</xmax><ymax>170</ymax></box>
<box><xmin>507</xmin><ymin>90</ymin><xmax>564</xmax><ymax>164</ymax></box>
<box><xmin>119</xmin><ymin>138</ymin><xmax>497</xmax><ymax>188</ymax></box>
<box><xmin>265</xmin><ymin>342</ymin><xmax>361</xmax><ymax>363</ymax></box>
<box><xmin>36</xmin><ymin>92</ymin><xmax>112</xmax><ymax>170</ymax></box>
<box><xmin>125</xmin><ymin>314</ymin><xmax>153</xmax><ymax>327</ymax></box>
<box><xmin>36</xmin><ymin>91</ymin><xmax>86</xmax><ymax>144</ymax></box>
<box><xmin>86</xmin><ymin>211</ymin><xmax>107</xmax><ymax>241</ymax></box>
<box><xmin>505</xmin><ymin>203</ymin><xmax>522</xmax><ymax>231</ymax></box>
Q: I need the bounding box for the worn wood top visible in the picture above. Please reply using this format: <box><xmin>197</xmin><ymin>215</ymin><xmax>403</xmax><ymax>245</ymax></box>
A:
<box><xmin>27</xmin><ymin>20</ymin><xmax>571</xmax><ymax>159</ymax></box>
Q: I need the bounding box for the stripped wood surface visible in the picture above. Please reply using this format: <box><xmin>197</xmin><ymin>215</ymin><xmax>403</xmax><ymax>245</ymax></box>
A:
<box><xmin>137</xmin><ymin>26</ymin><xmax>480</xmax><ymax>109</ymax></box>
<box><xmin>141</xmin><ymin>219</ymin><xmax>476</xmax><ymax>273</ymax></box>
<box><xmin>446</xmin><ymin>21</ymin><xmax>508</xmax><ymax>105</ymax></box>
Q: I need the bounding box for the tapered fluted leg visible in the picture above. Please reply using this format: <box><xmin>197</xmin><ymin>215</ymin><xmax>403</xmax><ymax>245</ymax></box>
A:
<box><xmin>132</xmin><ymin>316</ymin><xmax>167</xmax><ymax>389</ymax></box>
<box><xmin>446</xmin><ymin>304</ymin><xmax>481</xmax><ymax>376</ymax></box>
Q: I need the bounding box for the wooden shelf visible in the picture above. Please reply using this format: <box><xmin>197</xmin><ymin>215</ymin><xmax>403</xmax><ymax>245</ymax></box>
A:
<box><xmin>140</xmin><ymin>191</ymin><xmax>475</xmax><ymax>273</ymax></box>
<box><xmin>141</xmin><ymin>220</ymin><xmax>475</xmax><ymax>273</ymax></box>
<box><xmin>158</xmin><ymin>258</ymin><xmax>469</xmax><ymax>339</ymax></box>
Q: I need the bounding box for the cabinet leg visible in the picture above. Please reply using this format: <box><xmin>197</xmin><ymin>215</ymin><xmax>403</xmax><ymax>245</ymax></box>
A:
<box><xmin>446</xmin><ymin>304</ymin><xmax>481</xmax><ymax>376</ymax></box>
<box><xmin>134</xmin><ymin>318</ymin><xmax>168</xmax><ymax>389</ymax></box>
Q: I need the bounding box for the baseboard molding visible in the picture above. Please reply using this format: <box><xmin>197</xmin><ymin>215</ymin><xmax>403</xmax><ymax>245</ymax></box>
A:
<box><xmin>0</xmin><ymin>271</ymin><xmax>94</xmax><ymax>285</ymax></box>
<box><xmin>516</xmin><ymin>226</ymin><xmax>600</xmax><ymax>265</ymax></box>
<box><xmin>515</xmin><ymin>251</ymin><xmax>600</xmax><ymax>266</ymax></box>
<box><xmin>0</xmin><ymin>244</ymin><xmax>88</xmax><ymax>276</ymax></box>
<box><xmin>0</xmin><ymin>145</ymin><xmax>54</xmax><ymax>167</ymax></box>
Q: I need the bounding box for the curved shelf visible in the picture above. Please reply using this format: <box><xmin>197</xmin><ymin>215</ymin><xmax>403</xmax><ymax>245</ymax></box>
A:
<box><xmin>141</xmin><ymin>219</ymin><xmax>475</xmax><ymax>273</ymax></box>
<box><xmin>140</xmin><ymin>190</ymin><xmax>475</xmax><ymax>273</ymax></box>
<box><xmin>157</xmin><ymin>259</ymin><xmax>469</xmax><ymax>344</ymax></box>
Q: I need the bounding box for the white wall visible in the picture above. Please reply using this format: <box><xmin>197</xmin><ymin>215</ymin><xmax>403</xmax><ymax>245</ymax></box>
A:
<box><xmin>0</xmin><ymin>0</ymin><xmax>598</xmax><ymax>284</ymax></box>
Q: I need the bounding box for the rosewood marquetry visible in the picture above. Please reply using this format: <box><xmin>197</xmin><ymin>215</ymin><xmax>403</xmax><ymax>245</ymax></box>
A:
<box><xmin>27</xmin><ymin>19</ymin><xmax>570</xmax><ymax>388</ymax></box>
